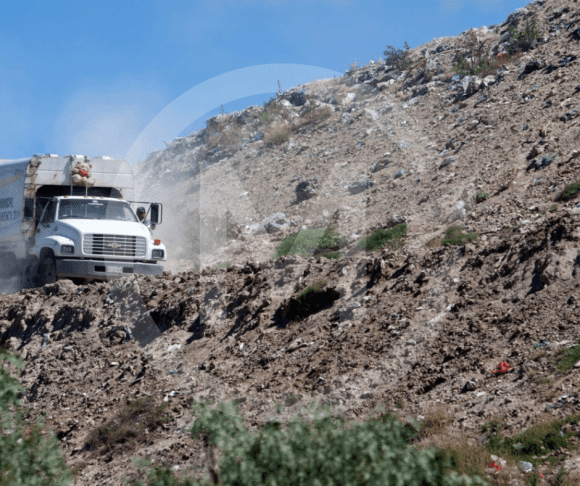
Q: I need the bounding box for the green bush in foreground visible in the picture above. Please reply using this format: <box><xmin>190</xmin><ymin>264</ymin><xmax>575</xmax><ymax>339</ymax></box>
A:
<box><xmin>357</xmin><ymin>223</ymin><xmax>407</xmax><ymax>251</ymax></box>
<box><xmin>184</xmin><ymin>401</ymin><xmax>487</xmax><ymax>486</ymax></box>
<box><xmin>441</xmin><ymin>226</ymin><xmax>479</xmax><ymax>246</ymax></box>
<box><xmin>0</xmin><ymin>349</ymin><xmax>72</xmax><ymax>486</ymax></box>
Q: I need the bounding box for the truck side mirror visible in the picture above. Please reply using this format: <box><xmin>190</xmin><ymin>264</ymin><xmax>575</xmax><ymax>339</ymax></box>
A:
<box><xmin>150</xmin><ymin>203</ymin><xmax>162</xmax><ymax>225</ymax></box>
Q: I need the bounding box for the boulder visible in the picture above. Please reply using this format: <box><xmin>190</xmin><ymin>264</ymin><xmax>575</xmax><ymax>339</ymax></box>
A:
<box><xmin>439</xmin><ymin>156</ymin><xmax>455</xmax><ymax>169</ymax></box>
<box><xmin>262</xmin><ymin>212</ymin><xmax>289</xmax><ymax>234</ymax></box>
<box><xmin>295</xmin><ymin>179</ymin><xmax>320</xmax><ymax>203</ymax></box>
<box><xmin>347</xmin><ymin>178</ymin><xmax>373</xmax><ymax>195</ymax></box>
<box><xmin>287</xmin><ymin>91</ymin><xmax>306</xmax><ymax>107</ymax></box>
<box><xmin>371</xmin><ymin>153</ymin><xmax>391</xmax><ymax>173</ymax></box>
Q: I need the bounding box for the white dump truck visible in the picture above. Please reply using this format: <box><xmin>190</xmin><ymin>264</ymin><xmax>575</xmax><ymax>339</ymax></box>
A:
<box><xmin>0</xmin><ymin>154</ymin><xmax>167</xmax><ymax>287</ymax></box>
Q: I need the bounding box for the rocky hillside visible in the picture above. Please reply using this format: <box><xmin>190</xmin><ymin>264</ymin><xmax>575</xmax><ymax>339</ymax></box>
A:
<box><xmin>3</xmin><ymin>0</ymin><xmax>580</xmax><ymax>483</ymax></box>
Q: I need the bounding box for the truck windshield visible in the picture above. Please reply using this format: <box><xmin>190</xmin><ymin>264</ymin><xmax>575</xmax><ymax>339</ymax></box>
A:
<box><xmin>58</xmin><ymin>199</ymin><xmax>138</xmax><ymax>222</ymax></box>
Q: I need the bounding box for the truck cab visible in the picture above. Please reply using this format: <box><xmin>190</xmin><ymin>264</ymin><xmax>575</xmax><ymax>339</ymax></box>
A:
<box><xmin>33</xmin><ymin>195</ymin><xmax>166</xmax><ymax>285</ymax></box>
<box><xmin>0</xmin><ymin>154</ymin><xmax>168</xmax><ymax>288</ymax></box>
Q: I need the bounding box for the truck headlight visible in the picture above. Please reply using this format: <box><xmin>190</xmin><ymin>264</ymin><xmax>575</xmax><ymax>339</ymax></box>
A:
<box><xmin>61</xmin><ymin>245</ymin><xmax>74</xmax><ymax>255</ymax></box>
<box><xmin>152</xmin><ymin>249</ymin><xmax>164</xmax><ymax>259</ymax></box>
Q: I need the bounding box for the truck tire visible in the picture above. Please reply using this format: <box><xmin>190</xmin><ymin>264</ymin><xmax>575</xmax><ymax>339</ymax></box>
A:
<box><xmin>37</xmin><ymin>255</ymin><xmax>57</xmax><ymax>286</ymax></box>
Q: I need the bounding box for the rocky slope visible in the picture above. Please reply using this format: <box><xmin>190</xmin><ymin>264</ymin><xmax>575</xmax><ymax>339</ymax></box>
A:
<box><xmin>3</xmin><ymin>0</ymin><xmax>580</xmax><ymax>483</ymax></box>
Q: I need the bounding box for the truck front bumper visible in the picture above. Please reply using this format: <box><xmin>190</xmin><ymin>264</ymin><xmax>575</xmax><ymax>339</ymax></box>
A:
<box><xmin>56</xmin><ymin>259</ymin><xmax>164</xmax><ymax>280</ymax></box>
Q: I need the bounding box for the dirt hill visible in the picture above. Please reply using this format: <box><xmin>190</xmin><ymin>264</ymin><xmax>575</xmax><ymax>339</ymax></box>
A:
<box><xmin>3</xmin><ymin>0</ymin><xmax>580</xmax><ymax>483</ymax></box>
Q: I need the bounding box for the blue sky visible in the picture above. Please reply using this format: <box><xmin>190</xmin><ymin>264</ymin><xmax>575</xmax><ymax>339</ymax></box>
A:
<box><xmin>1</xmin><ymin>0</ymin><xmax>528</xmax><ymax>163</ymax></box>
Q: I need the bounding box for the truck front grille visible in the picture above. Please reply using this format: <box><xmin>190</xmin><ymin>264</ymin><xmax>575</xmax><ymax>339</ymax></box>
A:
<box><xmin>83</xmin><ymin>234</ymin><xmax>146</xmax><ymax>258</ymax></box>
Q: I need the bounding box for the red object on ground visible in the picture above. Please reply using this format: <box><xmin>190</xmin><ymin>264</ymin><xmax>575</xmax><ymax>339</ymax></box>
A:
<box><xmin>492</xmin><ymin>361</ymin><xmax>511</xmax><ymax>374</ymax></box>
<box><xmin>489</xmin><ymin>462</ymin><xmax>502</xmax><ymax>471</ymax></box>
<box><xmin>79</xmin><ymin>169</ymin><xmax>88</xmax><ymax>177</ymax></box>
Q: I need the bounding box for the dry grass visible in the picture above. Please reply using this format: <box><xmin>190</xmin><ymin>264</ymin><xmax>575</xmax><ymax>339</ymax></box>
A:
<box><xmin>418</xmin><ymin>430</ymin><xmax>532</xmax><ymax>486</ymax></box>
<box><xmin>296</xmin><ymin>104</ymin><xmax>333</xmax><ymax>127</ymax></box>
<box><xmin>426</xmin><ymin>238</ymin><xmax>443</xmax><ymax>248</ymax></box>
<box><xmin>415</xmin><ymin>404</ymin><xmax>452</xmax><ymax>440</ymax></box>
<box><xmin>85</xmin><ymin>397</ymin><xmax>171</xmax><ymax>455</ymax></box>
<box><xmin>412</xmin><ymin>409</ymin><xmax>580</xmax><ymax>485</ymax></box>
<box><xmin>263</xmin><ymin>102</ymin><xmax>333</xmax><ymax>146</ymax></box>
<box><xmin>264</xmin><ymin>121</ymin><xmax>290</xmax><ymax>146</ymax></box>
<box><xmin>205</xmin><ymin>120</ymin><xmax>246</xmax><ymax>154</ymax></box>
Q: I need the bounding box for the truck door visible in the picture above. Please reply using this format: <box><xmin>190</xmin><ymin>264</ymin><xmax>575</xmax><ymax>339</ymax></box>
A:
<box><xmin>36</xmin><ymin>199</ymin><xmax>57</xmax><ymax>244</ymax></box>
<box><xmin>39</xmin><ymin>200</ymin><xmax>57</xmax><ymax>227</ymax></box>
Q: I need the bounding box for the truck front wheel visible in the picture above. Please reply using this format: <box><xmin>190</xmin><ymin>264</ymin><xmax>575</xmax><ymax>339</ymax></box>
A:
<box><xmin>37</xmin><ymin>256</ymin><xmax>57</xmax><ymax>286</ymax></box>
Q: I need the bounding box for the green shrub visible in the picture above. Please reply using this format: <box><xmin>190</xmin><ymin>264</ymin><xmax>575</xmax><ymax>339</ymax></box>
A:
<box><xmin>441</xmin><ymin>226</ymin><xmax>478</xmax><ymax>246</ymax></box>
<box><xmin>357</xmin><ymin>223</ymin><xmax>407</xmax><ymax>252</ymax></box>
<box><xmin>484</xmin><ymin>414</ymin><xmax>579</xmax><ymax>466</ymax></box>
<box><xmin>383</xmin><ymin>41</ymin><xmax>412</xmax><ymax>71</ymax></box>
<box><xmin>452</xmin><ymin>56</ymin><xmax>494</xmax><ymax>77</ymax></box>
<box><xmin>273</xmin><ymin>226</ymin><xmax>349</xmax><ymax>259</ymax></box>
<box><xmin>557</xmin><ymin>342</ymin><xmax>580</xmax><ymax>373</ymax></box>
<box><xmin>217</xmin><ymin>262</ymin><xmax>232</xmax><ymax>269</ymax></box>
<box><xmin>283</xmin><ymin>280</ymin><xmax>340</xmax><ymax>321</ymax></box>
<box><xmin>473</xmin><ymin>192</ymin><xmax>488</xmax><ymax>204</ymax></box>
<box><xmin>506</xmin><ymin>18</ymin><xmax>541</xmax><ymax>54</ymax></box>
<box><xmin>450</xmin><ymin>31</ymin><xmax>495</xmax><ymax>77</ymax></box>
<box><xmin>481</xmin><ymin>417</ymin><xmax>505</xmax><ymax>437</ymax></box>
<box><xmin>273</xmin><ymin>228</ymin><xmax>327</xmax><ymax>258</ymax></box>
<box><xmin>296</xmin><ymin>279</ymin><xmax>327</xmax><ymax>303</ymax></box>
<box><xmin>313</xmin><ymin>225</ymin><xmax>348</xmax><ymax>259</ymax></box>
<box><xmin>0</xmin><ymin>350</ymin><xmax>72</xmax><ymax>485</ymax></box>
<box><xmin>187</xmin><ymin>401</ymin><xmax>487</xmax><ymax>486</ymax></box>
<box><xmin>258</xmin><ymin>101</ymin><xmax>282</xmax><ymax>126</ymax></box>
<box><xmin>559</xmin><ymin>181</ymin><xmax>580</xmax><ymax>201</ymax></box>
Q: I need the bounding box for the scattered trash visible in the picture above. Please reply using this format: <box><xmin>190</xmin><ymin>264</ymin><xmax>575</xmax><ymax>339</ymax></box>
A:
<box><xmin>533</xmin><ymin>340</ymin><xmax>548</xmax><ymax>349</ymax></box>
<box><xmin>40</xmin><ymin>333</ymin><xmax>49</xmax><ymax>351</ymax></box>
<box><xmin>491</xmin><ymin>361</ymin><xmax>511</xmax><ymax>375</ymax></box>
<box><xmin>395</xmin><ymin>170</ymin><xmax>405</xmax><ymax>179</ymax></box>
<box><xmin>489</xmin><ymin>461</ymin><xmax>502</xmax><ymax>471</ymax></box>
<box><xmin>523</xmin><ymin>125</ymin><xmax>528</xmax><ymax>130</ymax></box>
<box><xmin>163</xmin><ymin>390</ymin><xmax>179</xmax><ymax>402</ymax></box>
<box><xmin>526</xmin><ymin>155</ymin><xmax>554</xmax><ymax>172</ymax></box>
<box><xmin>519</xmin><ymin>461</ymin><xmax>533</xmax><ymax>473</ymax></box>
